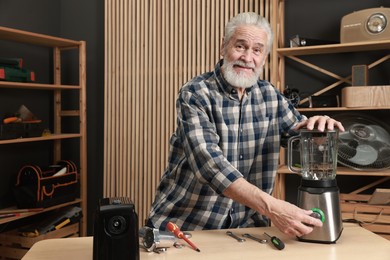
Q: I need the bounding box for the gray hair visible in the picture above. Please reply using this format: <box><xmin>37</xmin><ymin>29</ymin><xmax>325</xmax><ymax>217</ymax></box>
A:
<box><xmin>224</xmin><ymin>12</ymin><xmax>274</xmax><ymax>54</ymax></box>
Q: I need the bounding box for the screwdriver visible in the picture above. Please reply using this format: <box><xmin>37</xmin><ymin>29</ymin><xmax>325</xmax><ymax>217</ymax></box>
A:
<box><xmin>264</xmin><ymin>232</ymin><xmax>285</xmax><ymax>250</ymax></box>
<box><xmin>166</xmin><ymin>221</ymin><xmax>201</xmax><ymax>252</ymax></box>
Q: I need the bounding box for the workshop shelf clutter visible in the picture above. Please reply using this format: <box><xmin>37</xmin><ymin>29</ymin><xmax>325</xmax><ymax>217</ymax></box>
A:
<box><xmin>0</xmin><ymin>23</ymin><xmax>87</xmax><ymax>231</ymax></box>
<box><xmin>0</xmin><ymin>160</ymin><xmax>81</xmax><ymax>259</ymax></box>
<box><xmin>0</xmin><ymin>152</ymin><xmax>82</xmax><ymax>260</ymax></box>
<box><xmin>0</xmin><ymin>24</ymin><xmax>87</xmax><ymax>260</ymax></box>
<box><xmin>0</xmin><ymin>222</ymin><xmax>79</xmax><ymax>260</ymax></box>
<box><xmin>0</xmin><ymin>202</ymin><xmax>82</xmax><ymax>260</ymax></box>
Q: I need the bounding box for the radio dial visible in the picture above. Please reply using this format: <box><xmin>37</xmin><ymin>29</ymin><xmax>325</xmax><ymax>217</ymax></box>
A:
<box><xmin>367</xmin><ymin>13</ymin><xmax>387</xmax><ymax>34</ymax></box>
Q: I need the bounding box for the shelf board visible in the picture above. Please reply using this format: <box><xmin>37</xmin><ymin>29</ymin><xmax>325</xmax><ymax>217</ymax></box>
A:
<box><xmin>0</xmin><ymin>81</ymin><xmax>80</xmax><ymax>90</ymax></box>
<box><xmin>277</xmin><ymin>40</ymin><xmax>390</xmax><ymax>56</ymax></box>
<box><xmin>277</xmin><ymin>165</ymin><xmax>390</xmax><ymax>177</ymax></box>
<box><xmin>0</xmin><ymin>133</ymin><xmax>82</xmax><ymax>145</ymax></box>
<box><xmin>61</xmin><ymin>110</ymin><xmax>80</xmax><ymax>117</ymax></box>
<box><xmin>0</xmin><ymin>199</ymin><xmax>82</xmax><ymax>225</ymax></box>
<box><xmin>0</xmin><ymin>26</ymin><xmax>81</xmax><ymax>48</ymax></box>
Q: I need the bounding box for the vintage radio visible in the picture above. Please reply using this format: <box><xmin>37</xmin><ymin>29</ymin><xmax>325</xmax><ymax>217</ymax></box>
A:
<box><xmin>340</xmin><ymin>7</ymin><xmax>390</xmax><ymax>43</ymax></box>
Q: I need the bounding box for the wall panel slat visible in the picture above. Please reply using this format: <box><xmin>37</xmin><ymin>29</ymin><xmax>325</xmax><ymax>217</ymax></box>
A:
<box><xmin>104</xmin><ymin>0</ymin><xmax>272</xmax><ymax>226</ymax></box>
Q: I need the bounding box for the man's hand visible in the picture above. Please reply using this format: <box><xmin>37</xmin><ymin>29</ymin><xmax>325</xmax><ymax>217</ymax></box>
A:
<box><xmin>263</xmin><ymin>196</ymin><xmax>323</xmax><ymax>237</ymax></box>
<box><xmin>223</xmin><ymin>178</ymin><xmax>323</xmax><ymax>237</ymax></box>
<box><xmin>295</xmin><ymin>115</ymin><xmax>345</xmax><ymax>132</ymax></box>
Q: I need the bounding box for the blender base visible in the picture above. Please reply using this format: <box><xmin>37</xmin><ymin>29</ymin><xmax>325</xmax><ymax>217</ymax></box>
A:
<box><xmin>297</xmin><ymin>179</ymin><xmax>343</xmax><ymax>243</ymax></box>
<box><xmin>297</xmin><ymin>228</ymin><xmax>343</xmax><ymax>244</ymax></box>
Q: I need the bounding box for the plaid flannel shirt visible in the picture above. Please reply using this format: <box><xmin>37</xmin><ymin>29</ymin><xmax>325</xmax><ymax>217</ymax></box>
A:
<box><xmin>147</xmin><ymin>60</ymin><xmax>304</xmax><ymax>231</ymax></box>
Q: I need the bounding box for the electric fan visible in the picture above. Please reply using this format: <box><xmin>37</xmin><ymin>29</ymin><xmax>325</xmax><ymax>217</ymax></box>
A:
<box><xmin>334</xmin><ymin>114</ymin><xmax>390</xmax><ymax>171</ymax></box>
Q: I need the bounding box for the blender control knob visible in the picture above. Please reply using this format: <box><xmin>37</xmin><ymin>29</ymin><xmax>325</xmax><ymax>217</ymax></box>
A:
<box><xmin>310</xmin><ymin>208</ymin><xmax>325</xmax><ymax>223</ymax></box>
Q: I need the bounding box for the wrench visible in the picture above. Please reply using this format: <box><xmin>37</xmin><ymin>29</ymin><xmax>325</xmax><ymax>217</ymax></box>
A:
<box><xmin>226</xmin><ymin>231</ymin><xmax>245</xmax><ymax>242</ymax></box>
<box><xmin>242</xmin><ymin>233</ymin><xmax>267</xmax><ymax>244</ymax></box>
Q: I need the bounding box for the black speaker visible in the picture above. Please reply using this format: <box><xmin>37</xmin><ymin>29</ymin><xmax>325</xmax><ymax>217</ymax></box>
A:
<box><xmin>93</xmin><ymin>197</ymin><xmax>139</xmax><ymax>260</ymax></box>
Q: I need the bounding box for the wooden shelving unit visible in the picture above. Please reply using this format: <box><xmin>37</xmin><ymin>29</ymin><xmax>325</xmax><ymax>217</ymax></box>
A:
<box><xmin>0</xmin><ymin>25</ymin><xmax>87</xmax><ymax>243</ymax></box>
<box><xmin>271</xmin><ymin>0</ymin><xmax>390</xmax><ymax>240</ymax></box>
<box><xmin>275</xmin><ymin>40</ymin><xmax>390</xmax><ymax>105</ymax></box>
<box><xmin>276</xmin><ymin>40</ymin><xmax>390</xmax><ymax>56</ymax></box>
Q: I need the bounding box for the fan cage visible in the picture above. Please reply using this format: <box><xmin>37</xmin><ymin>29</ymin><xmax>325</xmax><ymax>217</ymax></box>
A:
<box><xmin>334</xmin><ymin>114</ymin><xmax>390</xmax><ymax>171</ymax></box>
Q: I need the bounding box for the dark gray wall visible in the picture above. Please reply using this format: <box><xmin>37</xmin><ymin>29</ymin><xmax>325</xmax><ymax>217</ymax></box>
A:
<box><xmin>60</xmin><ymin>0</ymin><xmax>105</xmax><ymax>235</ymax></box>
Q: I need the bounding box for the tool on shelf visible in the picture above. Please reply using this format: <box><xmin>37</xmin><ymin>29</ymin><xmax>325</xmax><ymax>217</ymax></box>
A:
<box><xmin>19</xmin><ymin>206</ymin><xmax>82</xmax><ymax>237</ymax></box>
<box><xmin>2</xmin><ymin>105</ymin><xmax>42</xmax><ymax>124</ymax></box>
<box><xmin>264</xmin><ymin>232</ymin><xmax>285</xmax><ymax>250</ymax></box>
<box><xmin>166</xmin><ymin>222</ymin><xmax>200</xmax><ymax>252</ymax></box>
<box><xmin>0</xmin><ymin>213</ymin><xmax>20</xmax><ymax>219</ymax></box>
<box><xmin>226</xmin><ymin>231</ymin><xmax>245</xmax><ymax>242</ymax></box>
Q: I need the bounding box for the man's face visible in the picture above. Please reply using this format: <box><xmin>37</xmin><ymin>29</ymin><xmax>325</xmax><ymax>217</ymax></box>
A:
<box><xmin>221</xmin><ymin>25</ymin><xmax>269</xmax><ymax>88</ymax></box>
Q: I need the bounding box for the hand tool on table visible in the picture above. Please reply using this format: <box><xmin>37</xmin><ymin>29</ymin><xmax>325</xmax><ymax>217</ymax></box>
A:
<box><xmin>264</xmin><ymin>232</ymin><xmax>285</xmax><ymax>250</ymax></box>
<box><xmin>226</xmin><ymin>231</ymin><xmax>245</xmax><ymax>242</ymax></box>
<box><xmin>166</xmin><ymin>222</ymin><xmax>201</xmax><ymax>252</ymax></box>
<box><xmin>242</xmin><ymin>233</ymin><xmax>267</xmax><ymax>243</ymax></box>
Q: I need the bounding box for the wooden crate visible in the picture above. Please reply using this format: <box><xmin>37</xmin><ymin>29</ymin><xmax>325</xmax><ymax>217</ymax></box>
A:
<box><xmin>340</xmin><ymin>193</ymin><xmax>390</xmax><ymax>240</ymax></box>
<box><xmin>0</xmin><ymin>223</ymin><xmax>79</xmax><ymax>260</ymax></box>
<box><xmin>341</xmin><ymin>85</ymin><xmax>390</xmax><ymax>107</ymax></box>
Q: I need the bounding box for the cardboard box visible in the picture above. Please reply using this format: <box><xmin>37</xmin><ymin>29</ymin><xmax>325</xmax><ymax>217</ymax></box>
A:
<box><xmin>342</xmin><ymin>85</ymin><xmax>390</xmax><ymax>107</ymax></box>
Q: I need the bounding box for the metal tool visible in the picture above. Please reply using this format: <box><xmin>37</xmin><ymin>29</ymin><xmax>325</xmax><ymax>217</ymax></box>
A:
<box><xmin>264</xmin><ymin>232</ymin><xmax>285</xmax><ymax>250</ymax></box>
<box><xmin>140</xmin><ymin>227</ymin><xmax>177</xmax><ymax>252</ymax></box>
<box><xmin>242</xmin><ymin>233</ymin><xmax>267</xmax><ymax>244</ymax></box>
<box><xmin>226</xmin><ymin>231</ymin><xmax>245</xmax><ymax>242</ymax></box>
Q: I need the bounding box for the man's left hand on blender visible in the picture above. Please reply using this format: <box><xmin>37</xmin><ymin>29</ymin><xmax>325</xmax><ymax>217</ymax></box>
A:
<box><xmin>295</xmin><ymin>115</ymin><xmax>345</xmax><ymax>132</ymax></box>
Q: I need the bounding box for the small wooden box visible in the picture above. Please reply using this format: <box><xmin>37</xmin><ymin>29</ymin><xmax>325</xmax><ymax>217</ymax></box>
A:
<box><xmin>0</xmin><ymin>223</ymin><xmax>79</xmax><ymax>259</ymax></box>
<box><xmin>341</xmin><ymin>85</ymin><xmax>390</xmax><ymax>107</ymax></box>
<box><xmin>340</xmin><ymin>193</ymin><xmax>390</xmax><ymax>240</ymax></box>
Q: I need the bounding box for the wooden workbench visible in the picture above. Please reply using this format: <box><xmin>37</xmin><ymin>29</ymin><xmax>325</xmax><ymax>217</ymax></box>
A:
<box><xmin>22</xmin><ymin>223</ymin><xmax>390</xmax><ymax>260</ymax></box>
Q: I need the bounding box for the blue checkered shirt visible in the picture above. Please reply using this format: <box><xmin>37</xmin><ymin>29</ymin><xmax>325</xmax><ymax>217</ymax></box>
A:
<box><xmin>148</xmin><ymin>60</ymin><xmax>304</xmax><ymax>231</ymax></box>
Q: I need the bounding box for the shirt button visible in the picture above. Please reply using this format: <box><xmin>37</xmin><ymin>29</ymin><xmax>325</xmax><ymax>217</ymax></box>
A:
<box><xmin>239</xmin><ymin>155</ymin><xmax>243</xmax><ymax>159</ymax></box>
<box><xmin>240</xmin><ymin>128</ymin><xmax>243</xmax><ymax>133</ymax></box>
<box><xmin>231</xmin><ymin>89</ymin><xmax>237</xmax><ymax>94</ymax></box>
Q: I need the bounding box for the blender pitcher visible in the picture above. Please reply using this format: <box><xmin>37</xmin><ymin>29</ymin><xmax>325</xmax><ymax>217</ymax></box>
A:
<box><xmin>287</xmin><ymin>129</ymin><xmax>338</xmax><ymax>180</ymax></box>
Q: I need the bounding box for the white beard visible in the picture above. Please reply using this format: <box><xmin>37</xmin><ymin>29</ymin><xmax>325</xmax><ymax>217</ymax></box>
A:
<box><xmin>222</xmin><ymin>60</ymin><xmax>262</xmax><ymax>88</ymax></box>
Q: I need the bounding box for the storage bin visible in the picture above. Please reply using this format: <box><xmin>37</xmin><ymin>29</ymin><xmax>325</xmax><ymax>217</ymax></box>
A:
<box><xmin>14</xmin><ymin>160</ymin><xmax>78</xmax><ymax>209</ymax></box>
<box><xmin>0</xmin><ymin>123</ymin><xmax>44</xmax><ymax>140</ymax></box>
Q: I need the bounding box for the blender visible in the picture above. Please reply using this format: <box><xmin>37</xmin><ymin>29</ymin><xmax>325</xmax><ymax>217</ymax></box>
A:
<box><xmin>288</xmin><ymin>129</ymin><xmax>343</xmax><ymax>243</ymax></box>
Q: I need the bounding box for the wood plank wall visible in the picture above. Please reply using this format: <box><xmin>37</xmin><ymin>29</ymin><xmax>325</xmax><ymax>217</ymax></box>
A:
<box><xmin>104</xmin><ymin>0</ymin><xmax>272</xmax><ymax>226</ymax></box>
